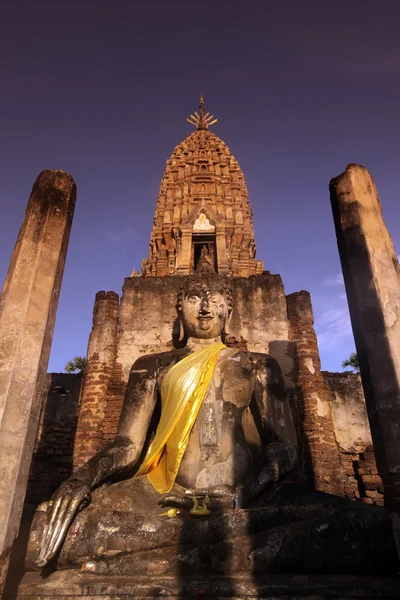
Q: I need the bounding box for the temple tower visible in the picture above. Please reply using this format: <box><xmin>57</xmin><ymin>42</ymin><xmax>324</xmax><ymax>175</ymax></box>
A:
<box><xmin>141</xmin><ymin>95</ymin><xmax>263</xmax><ymax>277</ymax></box>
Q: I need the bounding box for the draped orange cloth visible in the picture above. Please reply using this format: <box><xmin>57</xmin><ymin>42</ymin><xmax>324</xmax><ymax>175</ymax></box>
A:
<box><xmin>135</xmin><ymin>341</ymin><xmax>226</xmax><ymax>493</ymax></box>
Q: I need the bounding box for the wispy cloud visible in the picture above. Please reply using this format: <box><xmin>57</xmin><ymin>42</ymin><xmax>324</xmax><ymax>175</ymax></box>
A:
<box><xmin>315</xmin><ymin>300</ymin><xmax>352</xmax><ymax>351</ymax></box>
<box><xmin>322</xmin><ymin>273</ymin><xmax>344</xmax><ymax>288</ymax></box>
<box><xmin>105</xmin><ymin>227</ymin><xmax>136</xmax><ymax>242</ymax></box>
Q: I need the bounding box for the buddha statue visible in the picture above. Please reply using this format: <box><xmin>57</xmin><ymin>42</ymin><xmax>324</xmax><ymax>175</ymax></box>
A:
<box><xmin>26</xmin><ymin>271</ymin><xmax>398</xmax><ymax>576</ymax></box>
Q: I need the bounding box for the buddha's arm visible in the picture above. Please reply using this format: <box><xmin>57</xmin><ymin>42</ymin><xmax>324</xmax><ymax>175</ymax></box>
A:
<box><xmin>72</xmin><ymin>359</ymin><xmax>159</xmax><ymax>487</ymax></box>
<box><xmin>35</xmin><ymin>357</ymin><xmax>158</xmax><ymax>567</ymax></box>
<box><xmin>247</xmin><ymin>355</ymin><xmax>297</xmax><ymax>498</ymax></box>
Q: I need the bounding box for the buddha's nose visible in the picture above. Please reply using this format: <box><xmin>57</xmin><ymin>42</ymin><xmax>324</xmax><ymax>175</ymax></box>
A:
<box><xmin>199</xmin><ymin>297</ymin><xmax>210</xmax><ymax>314</ymax></box>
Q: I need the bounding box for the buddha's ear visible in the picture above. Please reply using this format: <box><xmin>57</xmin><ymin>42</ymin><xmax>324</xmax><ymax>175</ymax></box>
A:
<box><xmin>178</xmin><ymin>317</ymin><xmax>185</xmax><ymax>342</ymax></box>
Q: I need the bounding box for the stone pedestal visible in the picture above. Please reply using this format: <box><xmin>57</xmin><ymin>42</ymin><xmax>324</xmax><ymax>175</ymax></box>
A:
<box><xmin>0</xmin><ymin>170</ymin><xmax>76</xmax><ymax>588</ymax></box>
<box><xmin>330</xmin><ymin>164</ymin><xmax>400</xmax><ymax>508</ymax></box>
<box><xmin>10</xmin><ymin>571</ymin><xmax>400</xmax><ymax>600</ymax></box>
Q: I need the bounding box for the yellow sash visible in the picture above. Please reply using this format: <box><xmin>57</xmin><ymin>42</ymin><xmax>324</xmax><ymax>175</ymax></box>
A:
<box><xmin>135</xmin><ymin>341</ymin><xmax>226</xmax><ymax>493</ymax></box>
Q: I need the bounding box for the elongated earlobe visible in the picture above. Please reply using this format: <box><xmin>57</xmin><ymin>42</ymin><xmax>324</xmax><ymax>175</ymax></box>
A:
<box><xmin>178</xmin><ymin>319</ymin><xmax>185</xmax><ymax>342</ymax></box>
<box><xmin>224</xmin><ymin>311</ymin><xmax>232</xmax><ymax>337</ymax></box>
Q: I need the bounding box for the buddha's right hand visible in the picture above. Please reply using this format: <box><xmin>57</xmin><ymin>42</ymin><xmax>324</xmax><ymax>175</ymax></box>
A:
<box><xmin>35</xmin><ymin>477</ymin><xmax>91</xmax><ymax>567</ymax></box>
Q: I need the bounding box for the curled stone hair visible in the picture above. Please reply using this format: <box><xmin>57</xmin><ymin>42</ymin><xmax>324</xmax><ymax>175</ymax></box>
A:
<box><xmin>177</xmin><ymin>271</ymin><xmax>233</xmax><ymax>316</ymax></box>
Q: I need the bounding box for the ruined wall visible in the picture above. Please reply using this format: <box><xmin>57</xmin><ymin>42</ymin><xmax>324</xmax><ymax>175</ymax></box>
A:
<box><xmin>230</xmin><ymin>274</ymin><xmax>292</xmax><ymax>384</ymax></box>
<box><xmin>323</xmin><ymin>371</ymin><xmax>384</xmax><ymax>506</ymax></box>
<box><xmin>25</xmin><ymin>374</ymin><xmax>82</xmax><ymax>504</ymax></box>
<box><xmin>116</xmin><ymin>275</ymin><xmax>182</xmax><ymax>382</ymax></box>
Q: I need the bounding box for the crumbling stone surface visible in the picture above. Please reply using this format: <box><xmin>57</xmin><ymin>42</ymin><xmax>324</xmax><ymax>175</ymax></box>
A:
<box><xmin>330</xmin><ymin>164</ymin><xmax>400</xmax><ymax>508</ymax></box>
<box><xmin>0</xmin><ymin>170</ymin><xmax>76</xmax><ymax>587</ymax></box>
<box><xmin>323</xmin><ymin>371</ymin><xmax>384</xmax><ymax>506</ymax></box>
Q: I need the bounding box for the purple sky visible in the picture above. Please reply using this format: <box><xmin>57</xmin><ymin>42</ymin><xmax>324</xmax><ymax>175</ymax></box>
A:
<box><xmin>1</xmin><ymin>0</ymin><xmax>399</xmax><ymax>373</ymax></box>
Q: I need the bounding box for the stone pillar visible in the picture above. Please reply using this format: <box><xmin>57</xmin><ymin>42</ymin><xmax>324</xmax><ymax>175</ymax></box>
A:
<box><xmin>330</xmin><ymin>164</ymin><xmax>400</xmax><ymax>508</ymax></box>
<box><xmin>73</xmin><ymin>291</ymin><xmax>119</xmax><ymax>468</ymax></box>
<box><xmin>287</xmin><ymin>291</ymin><xmax>343</xmax><ymax>495</ymax></box>
<box><xmin>0</xmin><ymin>170</ymin><xmax>76</xmax><ymax>588</ymax></box>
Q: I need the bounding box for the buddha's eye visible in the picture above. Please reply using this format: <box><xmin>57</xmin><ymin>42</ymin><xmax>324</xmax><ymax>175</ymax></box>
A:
<box><xmin>209</xmin><ymin>293</ymin><xmax>222</xmax><ymax>302</ymax></box>
<box><xmin>187</xmin><ymin>295</ymin><xmax>201</xmax><ymax>303</ymax></box>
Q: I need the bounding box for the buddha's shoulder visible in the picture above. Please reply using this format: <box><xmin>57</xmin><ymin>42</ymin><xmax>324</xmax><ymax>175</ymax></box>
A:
<box><xmin>130</xmin><ymin>348</ymin><xmax>190</xmax><ymax>373</ymax></box>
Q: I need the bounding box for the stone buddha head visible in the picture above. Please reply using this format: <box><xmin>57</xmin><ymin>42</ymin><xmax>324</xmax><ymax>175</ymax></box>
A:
<box><xmin>177</xmin><ymin>272</ymin><xmax>233</xmax><ymax>341</ymax></box>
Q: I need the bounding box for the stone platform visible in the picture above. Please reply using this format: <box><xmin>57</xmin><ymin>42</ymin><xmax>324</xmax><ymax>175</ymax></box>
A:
<box><xmin>9</xmin><ymin>570</ymin><xmax>400</xmax><ymax>600</ymax></box>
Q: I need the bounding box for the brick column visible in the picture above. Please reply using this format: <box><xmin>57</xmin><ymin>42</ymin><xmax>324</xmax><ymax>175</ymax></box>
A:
<box><xmin>287</xmin><ymin>291</ymin><xmax>343</xmax><ymax>495</ymax></box>
<box><xmin>0</xmin><ymin>170</ymin><xmax>76</xmax><ymax>588</ymax></box>
<box><xmin>330</xmin><ymin>164</ymin><xmax>400</xmax><ymax>509</ymax></box>
<box><xmin>73</xmin><ymin>291</ymin><xmax>119</xmax><ymax>468</ymax></box>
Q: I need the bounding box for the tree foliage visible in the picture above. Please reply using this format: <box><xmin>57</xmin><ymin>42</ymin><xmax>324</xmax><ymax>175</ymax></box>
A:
<box><xmin>65</xmin><ymin>356</ymin><xmax>87</xmax><ymax>375</ymax></box>
<box><xmin>342</xmin><ymin>352</ymin><xmax>360</xmax><ymax>373</ymax></box>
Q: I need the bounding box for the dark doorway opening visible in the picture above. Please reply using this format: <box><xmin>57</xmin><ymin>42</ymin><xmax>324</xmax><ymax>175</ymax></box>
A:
<box><xmin>192</xmin><ymin>234</ymin><xmax>217</xmax><ymax>272</ymax></box>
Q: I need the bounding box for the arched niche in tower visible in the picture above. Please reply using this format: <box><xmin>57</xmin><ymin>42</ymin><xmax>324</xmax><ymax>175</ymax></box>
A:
<box><xmin>187</xmin><ymin>208</ymin><xmax>219</xmax><ymax>272</ymax></box>
<box><xmin>193</xmin><ymin>211</ymin><xmax>215</xmax><ymax>234</ymax></box>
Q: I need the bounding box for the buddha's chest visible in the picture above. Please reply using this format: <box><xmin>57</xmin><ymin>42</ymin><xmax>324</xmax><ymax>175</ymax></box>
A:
<box><xmin>193</xmin><ymin>356</ymin><xmax>254</xmax><ymax>449</ymax></box>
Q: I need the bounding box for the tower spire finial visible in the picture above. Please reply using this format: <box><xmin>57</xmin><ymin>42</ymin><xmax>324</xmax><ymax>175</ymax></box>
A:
<box><xmin>187</xmin><ymin>93</ymin><xmax>218</xmax><ymax>130</ymax></box>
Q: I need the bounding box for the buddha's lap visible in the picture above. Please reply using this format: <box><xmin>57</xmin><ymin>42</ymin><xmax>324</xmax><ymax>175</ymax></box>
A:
<box><xmin>90</xmin><ymin>475</ymin><xmax>164</xmax><ymax>514</ymax></box>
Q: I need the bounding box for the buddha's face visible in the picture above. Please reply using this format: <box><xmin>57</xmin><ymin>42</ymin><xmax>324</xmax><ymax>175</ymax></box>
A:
<box><xmin>181</xmin><ymin>286</ymin><xmax>229</xmax><ymax>340</ymax></box>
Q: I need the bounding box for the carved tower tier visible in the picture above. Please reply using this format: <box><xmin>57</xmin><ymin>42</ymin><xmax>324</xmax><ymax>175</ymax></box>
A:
<box><xmin>141</xmin><ymin>95</ymin><xmax>264</xmax><ymax>277</ymax></box>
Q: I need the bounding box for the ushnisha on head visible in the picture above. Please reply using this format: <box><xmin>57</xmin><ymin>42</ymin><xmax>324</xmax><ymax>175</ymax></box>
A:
<box><xmin>177</xmin><ymin>271</ymin><xmax>233</xmax><ymax>341</ymax></box>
